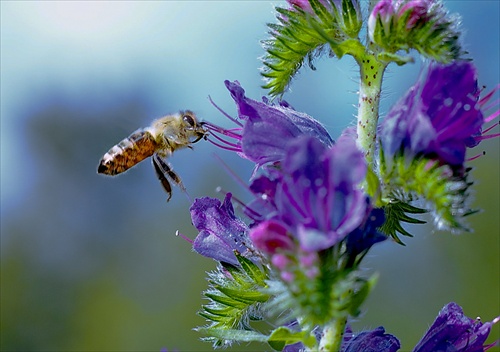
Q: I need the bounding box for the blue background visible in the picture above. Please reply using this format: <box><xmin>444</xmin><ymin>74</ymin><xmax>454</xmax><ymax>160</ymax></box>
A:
<box><xmin>1</xmin><ymin>1</ymin><xmax>498</xmax><ymax>351</ymax></box>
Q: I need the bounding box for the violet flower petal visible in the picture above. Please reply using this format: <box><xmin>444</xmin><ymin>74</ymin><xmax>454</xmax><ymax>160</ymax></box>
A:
<box><xmin>191</xmin><ymin>193</ymin><xmax>251</xmax><ymax>265</ymax></box>
<box><xmin>275</xmin><ymin>134</ymin><xmax>368</xmax><ymax>251</ymax></box>
<box><xmin>413</xmin><ymin>302</ymin><xmax>494</xmax><ymax>352</ymax></box>
<box><xmin>381</xmin><ymin>62</ymin><xmax>484</xmax><ymax>166</ymax></box>
<box><xmin>342</xmin><ymin>326</ymin><xmax>401</xmax><ymax>352</ymax></box>
<box><xmin>225</xmin><ymin>80</ymin><xmax>333</xmax><ymax>166</ymax></box>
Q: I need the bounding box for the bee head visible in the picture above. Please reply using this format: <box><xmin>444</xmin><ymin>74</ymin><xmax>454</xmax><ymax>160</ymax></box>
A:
<box><xmin>181</xmin><ymin>110</ymin><xmax>208</xmax><ymax>143</ymax></box>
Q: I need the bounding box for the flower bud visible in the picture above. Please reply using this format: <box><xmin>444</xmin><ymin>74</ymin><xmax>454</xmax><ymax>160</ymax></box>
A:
<box><xmin>368</xmin><ymin>0</ymin><xmax>463</xmax><ymax>61</ymax></box>
<box><xmin>397</xmin><ymin>0</ymin><xmax>431</xmax><ymax>30</ymax></box>
<box><xmin>368</xmin><ymin>0</ymin><xmax>395</xmax><ymax>45</ymax></box>
<box><xmin>249</xmin><ymin>220</ymin><xmax>294</xmax><ymax>255</ymax></box>
<box><xmin>287</xmin><ymin>0</ymin><xmax>331</xmax><ymax>14</ymax></box>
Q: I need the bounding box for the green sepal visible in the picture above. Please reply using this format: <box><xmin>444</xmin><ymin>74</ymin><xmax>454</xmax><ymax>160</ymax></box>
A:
<box><xmin>337</xmin><ymin>0</ymin><xmax>362</xmax><ymax>38</ymax></box>
<box><xmin>380</xmin><ymin>199</ymin><xmax>427</xmax><ymax>245</ymax></box>
<box><xmin>197</xmin><ymin>255</ymin><xmax>271</xmax><ymax>348</ymax></box>
<box><xmin>202</xmin><ymin>305</ymin><xmax>237</xmax><ymax>318</ymax></box>
<box><xmin>199</xmin><ymin>311</ymin><xmax>233</xmax><ymax>324</ymax></box>
<box><xmin>216</xmin><ymin>286</ymin><xmax>270</xmax><ymax>304</ymax></box>
<box><xmin>364</xmin><ymin>166</ymin><xmax>382</xmax><ymax>204</ymax></box>
<box><xmin>345</xmin><ymin>274</ymin><xmax>378</xmax><ymax>317</ymax></box>
<box><xmin>376</xmin><ymin>51</ymin><xmax>415</xmax><ymax>66</ymax></box>
<box><xmin>204</xmin><ymin>292</ymin><xmax>249</xmax><ymax>310</ymax></box>
<box><xmin>268</xmin><ymin>327</ymin><xmax>317</xmax><ymax>351</ymax></box>
<box><xmin>271</xmin><ymin>251</ymin><xmax>375</xmax><ymax>329</ymax></box>
<box><xmin>236</xmin><ymin>252</ymin><xmax>268</xmax><ymax>286</ymax></box>
<box><xmin>379</xmin><ymin>149</ymin><xmax>475</xmax><ymax>235</ymax></box>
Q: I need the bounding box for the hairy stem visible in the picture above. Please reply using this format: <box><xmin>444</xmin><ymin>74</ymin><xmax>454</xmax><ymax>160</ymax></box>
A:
<box><xmin>355</xmin><ymin>53</ymin><xmax>387</xmax><ymax>165</ymax></box>
<box><xmin>318</xmin><ymin>316</ymin><xmax>347</xmax><ymax>351</ymax></box>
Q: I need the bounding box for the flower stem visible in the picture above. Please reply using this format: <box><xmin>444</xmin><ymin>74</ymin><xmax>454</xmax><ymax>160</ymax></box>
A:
<box><xmin>355</xmin><ymin>53</ymin><xmax>387</xmax><ymax>165</ymax></box>
<box><xmin>318</xmin><ymin>316</ymin><xmax>347</xmax><ymax>351</ymax></box>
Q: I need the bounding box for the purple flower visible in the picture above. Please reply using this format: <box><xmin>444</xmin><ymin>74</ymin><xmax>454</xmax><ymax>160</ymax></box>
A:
<box><xmin>190</xmin><ymin>193</ymin><xmax>253</xmax><ymax>266</ymax></box>
<box><xmin>380</xmin><ymin>62</ymin><xmax>485</xmax><ymax>166</ymax></box>
<box><xmin>413</xmin><ymin>302</ymin><xmax>498</xmax><ymax>352</ymax></box>
<box><xmin>265</xmin><ymin>133</ymin><xmax>369</xmax><ymax>252</ymax></box>
<box><xmin>203</xmin><ymin>80</ymin><xmax>333</xmax><ymax>167</ymax></box>
<box><xmin>342</xmin><ymin>326</ymin><xmax>401</xmax><ymax>352</ymax></box>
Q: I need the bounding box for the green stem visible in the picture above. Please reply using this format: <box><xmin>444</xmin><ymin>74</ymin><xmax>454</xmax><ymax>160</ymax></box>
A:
<box><xmin>318</xmin><ymin>316</ymin><xmax>347</xmax><ymax>351</ymax></box>
<box><xmin>355</xmin><ymin>53</ymin><xmax>387</xmax><ymax>165</ymax></box>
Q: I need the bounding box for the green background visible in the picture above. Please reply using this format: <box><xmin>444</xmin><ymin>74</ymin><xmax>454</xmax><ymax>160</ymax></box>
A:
<box><xmin>1</xmin><ymin>1</ymin><xmax>498</xmax><ymax>351</ymax></box>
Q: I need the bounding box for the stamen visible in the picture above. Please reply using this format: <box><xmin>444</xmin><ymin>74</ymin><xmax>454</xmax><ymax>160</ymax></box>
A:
<box><xmin>213</xmin><ymin>153</ymin><xmax>251</xmax><ymax>192</ymax></box>
<box><xmin>482</xmin><ymin>97</ymin><xmax>499</xmax><ymax>113</ymax></box>
<box><xmin>206</xmin><ymin>138</ymin><xmax>242</xmax><ymax>152</ymax></box>
<box><xmin>482</xmin><ymin>121</ymin><xmax>500</xmax><ymax>134</ymax></box>
<box><xmin>175</xmin><ymin>230</ymin><xmax>193</xmax><ymax>244</ymax></box>
<box><xmin>479</xmin><ymin>84</ymin><xmax>500</xmax><ymax>107</ymax></box>
<box><xmin>208</xmin><ymin>131</ymin><xmax>241</xmax><ymax>148</ymax></box>
<box><xmin>203</xmin><ymin>121</ymin><xmax>243</xmax><ymax>139</ymax></box>
<box><xmin>476</xmin><ymin>132</ymin><xmax>500</xmax><ymax>141</ymax></box>
<box><xmin>484</xmin><ymin>110</ymin><xmax>500</xmax><ymax>123</ymax></box>
<box><xmin>467</xmin><ymin>151</ymin><xmax>486</xmax><ymax>161</ymax></box>
<box><xmin>208</xmin><ymin>95</ymin><xmax>244</xmax><ymax>127</ymax></box>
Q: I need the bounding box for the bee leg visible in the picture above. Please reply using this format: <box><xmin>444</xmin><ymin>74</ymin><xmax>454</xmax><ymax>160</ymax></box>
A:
<box><xmin>152</xmin><ymin>155</ymin><xmax>173</xmax><ymax>201</ymax></box>
<box><xmin>152</xmin><ymin>153</ymin><xmax>188</xmax><ymax>200</ymax></box>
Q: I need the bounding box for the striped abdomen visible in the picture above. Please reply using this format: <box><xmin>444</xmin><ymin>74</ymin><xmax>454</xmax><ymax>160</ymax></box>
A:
<box><xmin>98</xmin><ymin>130</ymin><xmax>158</xmax><ymax>175</ymax></box>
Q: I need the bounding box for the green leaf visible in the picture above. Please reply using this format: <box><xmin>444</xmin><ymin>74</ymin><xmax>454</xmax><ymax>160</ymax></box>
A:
<box><xmin>197</xmin><ymin>261</ymin><xmax>271</xmax><ymax>348</ymax></box>
<box><xmin>347</xmin><ymin>274</ymin><xmax>378</xmax><ymax>317</ymax></box>
<box><xmin>196</xmin><ymin>327</ymin><xmax>269</xmax><ymax>343</ymax></box>
<box><xmin>261</xmin><ymin>2</ymin><xmax>344</xmax><ymax>96</ymax></box>
<box><xmin>268</xmin><ymin>327</ymin><xmax>316</xmax><ymax>350</ymax></box>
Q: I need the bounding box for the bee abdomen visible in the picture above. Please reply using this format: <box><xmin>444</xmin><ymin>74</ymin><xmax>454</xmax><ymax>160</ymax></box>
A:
<box><xmin>98</xmin><ymin>130</ymin><xmax>157</xmax><ymax>175</ymax></box>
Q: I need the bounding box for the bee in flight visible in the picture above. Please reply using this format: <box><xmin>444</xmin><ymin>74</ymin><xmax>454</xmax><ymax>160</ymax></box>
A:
<box><xmin>97</xmin><ymin>110</ymin><xmax>207</xmax><ymax>201</ymax></box>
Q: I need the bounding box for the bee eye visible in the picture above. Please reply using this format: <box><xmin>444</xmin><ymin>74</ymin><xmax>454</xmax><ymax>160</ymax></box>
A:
<box><xmin>183</xmin><ymin>114</ymin><xmax>196</xmax><ymax>127</ymax></box>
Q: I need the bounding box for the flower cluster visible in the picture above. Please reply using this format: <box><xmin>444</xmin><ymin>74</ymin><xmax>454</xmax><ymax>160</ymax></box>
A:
<box><xmin>174</xmin><ymin>0</ymin><xmax>499</xmax><ymax>350</ymax></box>
<box><xmin>191</xmin><ymin>68</ymin><xmax>498</xmax><ymax>349</ymax></box>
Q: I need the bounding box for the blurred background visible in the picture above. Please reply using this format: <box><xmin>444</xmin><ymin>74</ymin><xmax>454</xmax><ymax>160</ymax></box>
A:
<box><xmin>1</xmin><ymin>1</ymin><xmax>498</xmax><ymax>351</ymax></box>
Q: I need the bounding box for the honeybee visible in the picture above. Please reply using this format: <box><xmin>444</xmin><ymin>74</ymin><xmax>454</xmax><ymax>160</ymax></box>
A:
<box><xmin>97</xmin><ymin>110</ymin><xmax>207</xmax><ymax>201</ymax></box>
